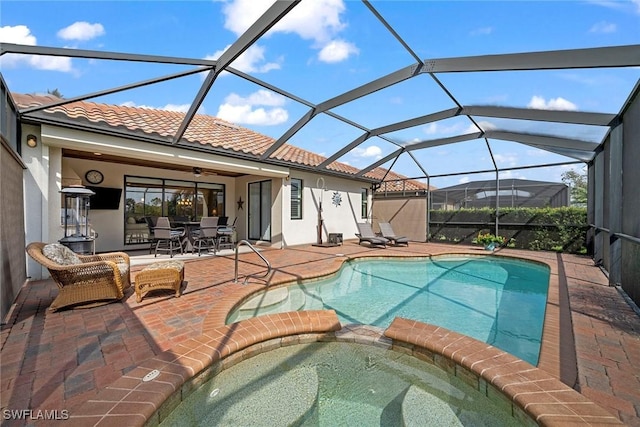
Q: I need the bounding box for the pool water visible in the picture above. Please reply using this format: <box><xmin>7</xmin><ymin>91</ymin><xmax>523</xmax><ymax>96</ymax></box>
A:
<box><xmin>159</xmin><ymin>342</ymin><xmax>523</xmax><ymax>427</ymax></box>
<box><xmin>228</xmin><ymin>256</ymin><xmax>549</xmax><ymax>365</ymax></box>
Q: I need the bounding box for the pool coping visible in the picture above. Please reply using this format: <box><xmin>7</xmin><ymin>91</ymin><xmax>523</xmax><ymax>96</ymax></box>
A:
<box><xmin>68</xmin><ymin>313</ymin><xmax>621</xmax><ymax>426</ymax></box>
<box><xmin>67</xmin><ymin>250</ymin><xmax>614</xmax><ymax>426</ymax></box>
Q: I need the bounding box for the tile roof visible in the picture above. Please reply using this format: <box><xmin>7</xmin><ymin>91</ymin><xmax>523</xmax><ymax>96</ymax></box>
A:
<box><xmin>13</xmin><ymin>93</ymin><xmax>430</xmax><ymax>190</ymax></box>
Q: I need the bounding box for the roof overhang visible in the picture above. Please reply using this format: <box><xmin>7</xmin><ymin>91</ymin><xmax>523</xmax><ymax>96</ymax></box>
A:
<box><xmin>40</xmin><ymin>124</ymin><xmax>291</xmax><ymax>179</ymax></box>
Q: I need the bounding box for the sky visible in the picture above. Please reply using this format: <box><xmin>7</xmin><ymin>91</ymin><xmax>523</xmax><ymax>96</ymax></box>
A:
<box><xmin>1</xmin><ymin>0</ymin><xmax>639</xmax><ymax>189</ymax></box>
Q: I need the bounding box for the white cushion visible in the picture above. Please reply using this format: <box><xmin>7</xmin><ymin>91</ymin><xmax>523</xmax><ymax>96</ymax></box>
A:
<box><xmin>42</xmin><ymin>243</ymin><xmax>82</xmax><ymax>266</ymax></box>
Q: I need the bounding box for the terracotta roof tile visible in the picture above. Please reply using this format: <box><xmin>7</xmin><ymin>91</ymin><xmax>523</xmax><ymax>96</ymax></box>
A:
<box><xmin>12</xmin><ymin>93</ymin><xmax>429</xmax><ymax>191</ymax></box>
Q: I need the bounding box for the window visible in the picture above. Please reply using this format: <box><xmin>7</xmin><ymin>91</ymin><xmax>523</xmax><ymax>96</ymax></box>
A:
<box><xmin>291</xmin><ymin>178</ymin><xmax>302</xmax><ymax>220</ymax></box>
<box><xmin>361</xmin><ymin>188</ymin><xmax>368</xmax><ymax>218</ymax></box>
<box><xmin>124</xmin><ymin>176</ymin><xmax>225</xmax><ymax>244</ymax></box>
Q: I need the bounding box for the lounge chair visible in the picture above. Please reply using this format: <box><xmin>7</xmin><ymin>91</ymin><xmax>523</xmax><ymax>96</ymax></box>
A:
<box><xmin>26</xmin><ymin>242</ymin><xmax>130</xmax><ymax>311</ymax></box>
<box><xmin>356</xmin><ymin>223</ymin><xmax>389</xmax><ymax>248</ymax></box>
<box><xmin>378</xmin><ymin>222</ymin><xmax>409</xmax><ymax>246</ymax></box>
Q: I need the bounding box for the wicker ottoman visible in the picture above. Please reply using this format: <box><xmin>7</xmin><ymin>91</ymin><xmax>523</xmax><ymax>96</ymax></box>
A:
<box><xmin>135</xmin><ymin>260</ymin><xmax>184</xmax><ymax>303</ymax></box>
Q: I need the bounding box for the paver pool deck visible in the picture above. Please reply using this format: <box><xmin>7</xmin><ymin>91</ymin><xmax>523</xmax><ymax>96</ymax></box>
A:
<box><xmin>1</xmin><ymin>242</ymin><xmax>639</xmax><ymax>426</ymax></box>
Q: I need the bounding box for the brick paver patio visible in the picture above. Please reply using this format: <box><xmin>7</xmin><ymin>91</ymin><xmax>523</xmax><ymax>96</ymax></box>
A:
<box><xmin>1</xmin><ymin>242</ymin><xmax>638</xmax><ymax>425</ymax></box>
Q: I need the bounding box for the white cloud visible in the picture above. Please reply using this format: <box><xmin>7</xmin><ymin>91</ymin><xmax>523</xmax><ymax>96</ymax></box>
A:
<box><xmin>220</xmin><ymin>0</ymin><xmax>357</xmax><ymax>66</ymax></box>
<box><xmin>528</xmin><ymin>95</ymin><xmax>578</xmax><ymax>111</ymax></box>
<box><xmin>225</xmin><ymin>90</ymin><xmax>285</xmax><ymax>107</ymax></box>
<box><xmin>422</xmin><ymin>122</ymin><xmax>466</xmax><ymax>136</ymax></box>
<box><xmin>318</xmin><ymin>39</ymin><xmax>359</xmax><ymax>63</ymax></box>
<box><xmin>216</xmin><ymin>89</ymin><xmax>288</xmax><ymax>125</ymax></box>
<box><xmin>0</xmin><ymin>25</ymin><xmax>73</xmax><ymax>72</ymax></box>
<box><xmin>222</xmin><ymin>0</ymin><xmax>346</xmax><ymax>42</ymax></box>
<box><xmin>459</xmin><ymin>177</ymin><xmax>470</xmax><ymax>184</ymax></box>
<box><xmin>493</xmin><ymin>153</ymin><xmax>519</xmax><ymax>166</ymax></box>
<box><xmin>217</xmin><ymin>104</ymin><xmax>287</xmax><ymax>125</ymax></box>
<box><xmin>499</xmin><ymin>170</ymin><xmax>527</xmax><ymax>180</ymax></box>
<box><xmin>207</xmin><ymin>44</ymin><xmax>281</xmax><ymax>73</ymax></box>
<box><xmin>470</xmin><ymin>27</ymin><xmax>493</xmax><ymax>36</ymax></box>
<box><xmin>464</xmin><ymin>120</ymin><xmax>497</xmax><ymax>134</ymax></box>
<box><xmin>0</xmin><ymin>25</ymin><xmax>36</xmax><ymax>45</ymax></box>
<box><xmin>57</xmin><ymin>22</ymin><xmax>105</xmax><ymax>41</ymax></box>
<box><xmin>28</xmin><ymin>55</ymin><xmax>73</xmax><ymax>72</ymax></box>
<box><xmin>589</xmin><ymin>21</ymin><xmax>617</xmax><ymax>33</ymax></box>
<box><xmin>587</xmin><ymin>0</ymin><xmax>640</xmax><ymax>14</ymax></box>
<box><xmin>352</xmin><ymin>145</ymin><xmax>382</xmax><ymax>159</ymax></box>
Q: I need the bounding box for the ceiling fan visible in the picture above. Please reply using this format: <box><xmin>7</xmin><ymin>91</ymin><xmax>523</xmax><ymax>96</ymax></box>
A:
<box><xmin>192</xmin><ymin>167</ymin><xmax>217</xmax><ymax>177</ymax></box>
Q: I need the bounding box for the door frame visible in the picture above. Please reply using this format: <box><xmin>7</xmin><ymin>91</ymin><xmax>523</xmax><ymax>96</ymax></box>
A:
<box><xmin>248</xmin><ymin>180</ymin><xmax>271</xmax><ymax>241</ymax></box>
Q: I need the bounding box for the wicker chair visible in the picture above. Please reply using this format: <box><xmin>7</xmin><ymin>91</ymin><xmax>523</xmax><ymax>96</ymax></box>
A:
<box><xmin>26</xmin><ymin>242</ymin><xmax>130</xmax><ymax>311</ymax></box>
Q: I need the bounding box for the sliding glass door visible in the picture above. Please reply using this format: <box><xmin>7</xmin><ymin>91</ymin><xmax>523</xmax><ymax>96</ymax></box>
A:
<box><xmin>124</xmin><ymin>176</ymin><xmax>225</xmax><ymax>245</ymax></box>
<box><xmin>248</xmin><ymin>180</ymin><xmax>271</xmax><ymax>241</ymax></box>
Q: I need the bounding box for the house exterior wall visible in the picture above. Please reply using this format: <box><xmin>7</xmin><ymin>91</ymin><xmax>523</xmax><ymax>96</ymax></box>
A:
<box><xmin>21</xmin><ymin>125</ymin><xmax>57</xmax><ymax>281</ymax></box>
<box><xmin>280</xmin><ymin>170</ymin><xmax>372</xmax><ymax>247</ymax></box>
<box><xmin>62</xmin><ymin>157</ymin><xmax>237</xmax><ymax>253</ymax></box>
<box><xmin>19</xmin><ymin>122</ymin><xmax>375</xmax><ymax>285</ymax></box>
<box><xmin>234</xmin><ymin>174</ymin><xmax>282</xmax><ymax>247</ymax></box>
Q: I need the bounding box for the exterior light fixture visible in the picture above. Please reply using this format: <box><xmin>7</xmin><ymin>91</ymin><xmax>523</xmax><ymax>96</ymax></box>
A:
<box><xmin>193</xmin><ymin>167</ymin><xmax>202</xmax><ymax>177</ymax></box>
<box><xmin>26</xmin><ymin>134</ymin><xmax>38</xmax><ymax>148</ymax></box>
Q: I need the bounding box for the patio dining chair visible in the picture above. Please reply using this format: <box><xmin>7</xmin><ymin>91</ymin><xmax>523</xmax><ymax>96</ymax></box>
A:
<box><xmin>216</xmin><ymin>217</ymin><xmax>237</xmax><ymax>251</ymax></box>
<box><xmin>26</xmin><ymin>242</ymin><xmax>130</xmax><ymax>311</ymax></box>
<box><xmin>192</xmin><ymin>216</ymin><xmax>219</xmax><ymax>256</ymax></box>
<box><xmin>154</xmin><ymin>217</ymin><xmax>185</xmax><ymax>258</ymax></box>
<box><xmin>378</xmin><ymin>222</ymin><xmax>409</xmax><ymax>246</ymax></box>
<box><xmin>356</xmin><ymin>223</ymin><xmax>389</xmax><ymax>248</ymax></box>
<box><xmin>144</xmin><ymin>216</ymin><xmax>158</xmax><ymax>254</ymax></box>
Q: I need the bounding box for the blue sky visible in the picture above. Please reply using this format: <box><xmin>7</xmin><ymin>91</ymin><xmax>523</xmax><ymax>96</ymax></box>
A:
<box><xmin>1</xmin><ymin>0</ymin><xmax>639</xmax><ymax>188</ymax></box>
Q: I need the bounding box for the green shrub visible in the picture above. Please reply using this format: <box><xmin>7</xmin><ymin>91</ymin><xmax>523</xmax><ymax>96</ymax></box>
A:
<box><xmin>429</xmin><ymin>207</ymin><xmax>587</xmax><ymax>254</ymax></box>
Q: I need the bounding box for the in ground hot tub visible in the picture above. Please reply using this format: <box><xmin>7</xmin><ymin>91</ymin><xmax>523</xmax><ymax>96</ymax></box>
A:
<box><xmin>159</xmin><ymin>341</ymin><xmax>523</xmax><ymax>426</ymax></box>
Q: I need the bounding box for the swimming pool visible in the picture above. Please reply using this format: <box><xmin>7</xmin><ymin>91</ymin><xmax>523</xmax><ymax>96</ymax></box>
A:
<box><xmin>159</xmin><ymin>341</ymin><xmax>523</xmax><ymax>426</ymax></box>
<box><xmin>228</xmin><ymin>255</ymin><xmax>549</xmax><ymax>365</ymax></box>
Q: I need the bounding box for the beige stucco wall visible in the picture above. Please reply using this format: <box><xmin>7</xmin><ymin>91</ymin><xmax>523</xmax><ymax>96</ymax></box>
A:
<box><xmin>281</xmin><ymin>170</ymin><xmax>372</xmax><ymax>247</ymax></box>
<box><xmin>20</xmin><ymin>121</ymin><xmax>375</xmax><ymax>283</ymax></box>
<box><xmin>62</xmin><ymin>157</ymin><xmax>237</xmax><ymax>253</ymax></box>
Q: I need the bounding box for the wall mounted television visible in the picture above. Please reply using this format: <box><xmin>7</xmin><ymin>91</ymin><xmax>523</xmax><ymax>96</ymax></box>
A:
<box><xmin>86</xmin><ymin>186</ymin><xmax>122</xmax><ymax>210</ymax></box>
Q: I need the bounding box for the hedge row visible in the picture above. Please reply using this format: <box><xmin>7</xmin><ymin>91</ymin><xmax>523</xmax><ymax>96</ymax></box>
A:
<box><xmin>428</xmin><ymin>207</ymin><xmax>588</xmax><ymax>254</ymax></box>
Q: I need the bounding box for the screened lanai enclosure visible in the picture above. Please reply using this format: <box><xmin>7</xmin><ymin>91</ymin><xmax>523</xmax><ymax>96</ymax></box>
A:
<box><xmin>1</xmin><ymin>0</ymin><xmax>639</xmax><ymax>307</ymax></box>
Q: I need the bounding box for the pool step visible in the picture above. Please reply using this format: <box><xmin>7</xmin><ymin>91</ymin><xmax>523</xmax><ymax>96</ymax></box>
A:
<box><xmin>400</xmin><ymin>386</ymin><xmax>463</xmax><ymax>426</ymax></box>
<box><xmin>241</xmin><ymin>286</ymin><xmax>290</xmax><ymax>309</ymax></box>
<box><xmin>228</xmin><ymin>288</ymin><xmax>307</xmax><ymax>323</ymax></box>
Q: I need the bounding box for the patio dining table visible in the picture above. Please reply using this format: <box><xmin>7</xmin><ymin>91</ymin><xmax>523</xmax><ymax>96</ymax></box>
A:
<box><xmin>173</xmin><ymin>221</ymin><xmax>201</xmax><ymax>253</ymax></box>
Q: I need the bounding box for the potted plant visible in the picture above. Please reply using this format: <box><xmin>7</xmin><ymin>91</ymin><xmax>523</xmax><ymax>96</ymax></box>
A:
<box><xmin>474</xmin><ymin>232</ymin><xmax>506</xmax><ymax>251</ymax></box>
